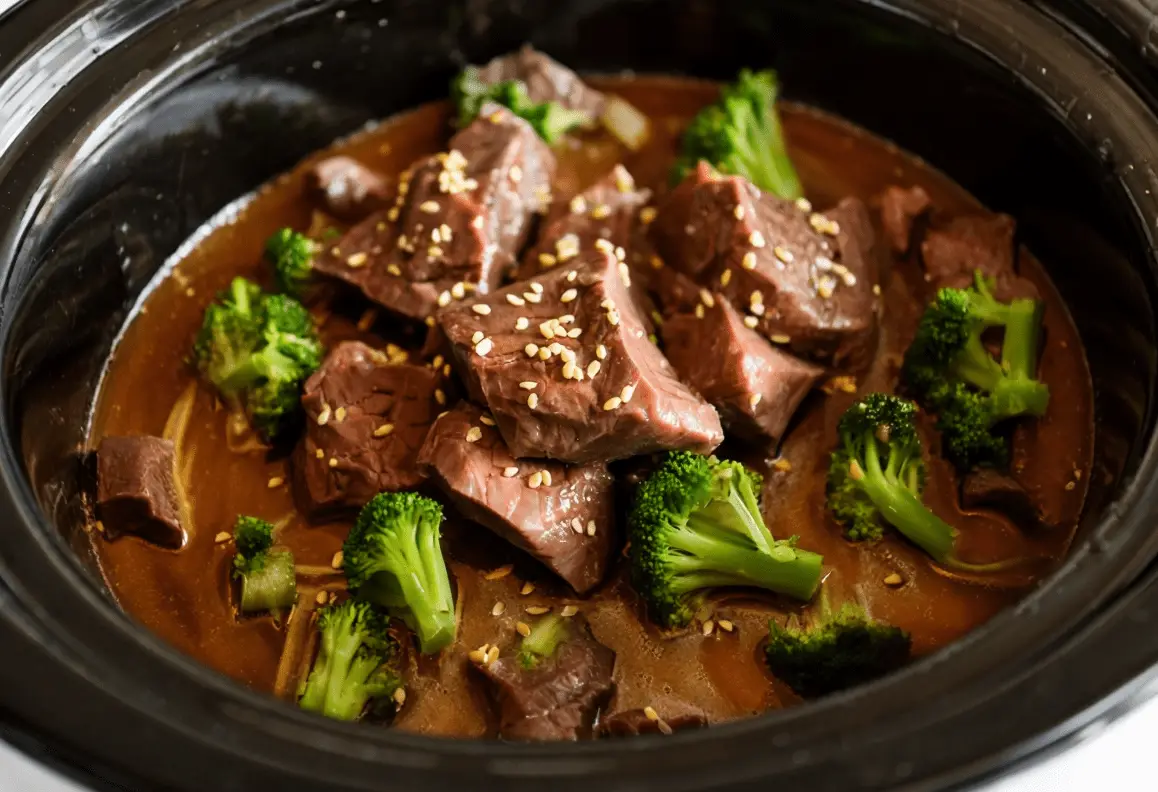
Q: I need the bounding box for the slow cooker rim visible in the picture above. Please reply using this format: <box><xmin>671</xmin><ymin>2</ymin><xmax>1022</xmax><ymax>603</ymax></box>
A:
<box><xmin>0</xmin><ymin>0</ymin><xmax>1157</xmax><ymax>790</ymax></box>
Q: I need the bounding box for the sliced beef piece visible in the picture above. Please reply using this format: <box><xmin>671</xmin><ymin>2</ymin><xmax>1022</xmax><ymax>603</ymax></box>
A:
<box><xmin>662</xmin><ymin>298</ymin><xmax>823</xmax><ymax>444</ymax></box>
<box><xmin>437</xmin><ymin>249</ymin><xmax>724</xmax><ymax>463</ymax></box>
<box><xmin>877</xmin><ymin>185</ymin><xmax>931</xmax><ymax>255</ymax></box>
<box><xmin>475</xmin><ymin>615</ymin><xmax>615</xmax><ymax>741</ymax></box>
<box><xmin>474</xmin><ymin>45</ymin><xmax>606</xmax><ymax>119</ymax></box>
<box><xmin>650</xmin><ymin>265</ymin><xmax>703</xmax><ymax>317</ymax></box>
<box><xmin>417</xmin><ymin>403</ymin><xmax>614</xmax><ymax>592</ymax></box>
<box><xmin>961</xmin><ymin>468</ymin><xmax>1047</xmax><ymax>529</ymax></box>
<box><xmin>293</xmin><ymin>341</ymin><xmax>443</xmax><ymax>515</ymax></box>
<box><xmin>598</xmin><ymin>708</ymin><xmax>707</xmax><ymax>738</ymax></box>
<box><xmin>920</xmin><ymin>214</ymin><xmax>1039</xmax><ymax>301</ymax></box>
<box><xmin>304</xmin><ymin>156</ymin><xmax>392</xmax><ymax>221</ymax></box>
<box><xmin>313</xmin><ymin>105</ymin><xmax>555</xmax><ymax>322</ymax></box>
<box><xmin>652</xmin><ymin>166</ymin><xmax>882</xmax><ymax>369</ymax></box>
<box><xmin>96</xmin><ymin>436</ymin><xmax>184</xmax><ymax>548</ymax></box>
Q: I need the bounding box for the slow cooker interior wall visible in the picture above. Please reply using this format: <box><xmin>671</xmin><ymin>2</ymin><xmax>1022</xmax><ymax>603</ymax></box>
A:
<box><xmin>6</xmin><ymin>0</ymin><xmax>1153</xmax><ymax>590</ymax></box>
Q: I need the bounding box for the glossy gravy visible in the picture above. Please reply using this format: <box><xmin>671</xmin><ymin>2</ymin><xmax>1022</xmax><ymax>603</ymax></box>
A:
<box><xmin>88</xmin><ymin>76</ymin><xmax>1094</xmax><ymax>735</ymax></box>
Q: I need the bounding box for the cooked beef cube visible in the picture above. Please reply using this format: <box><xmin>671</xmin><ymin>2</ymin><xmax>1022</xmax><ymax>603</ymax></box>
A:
<box><xmin>293</xmin><ymin>341</ymin><xmax>443</xmax><ymax>515</ymax></box>
<box><xmin>662</xmin><ymin>298</ymin><xmax>823</xmax><ymax>444</ymax></box>
<box><xmin>877</xmin><ymin>185</ymin><xmax>931</xmax><ymax>255</ymax></box>
<box><xmin>920</xmin><ymin>214</ymin><xmax>1040</xmax><ymax>301</ymax></box>
<box><xmin>96</xmin><ymin>436</ymin><xmax>184</xmax><ymax>548</ymax></box>
<box><xmin>961</xmin><ymin>468</ymin><xmax>1046</xmax><ymax>529</ymax></box>
<box><xmin>304</xmin><ymin>156</ymin><xmax>391</xmax><ymax>221</ymax></box>
<box><xmin>417</xmin><ymin>403</ymin><xmax>615</xmax><ymax>592</ymax></box>
<box><xmin>650</xmin><ymin>265</ymin><xmax>703</xmax><ymax>317</ymax></box>
<box><xmin>313</xmin><ymin>105</ymin><xmax>555</xmax><ymax>322</ymax></box>
<box><xmin>475</xmin><ymin>615</ymin><xmax>615</xmax><ymax>741</ymax></box>
<box><xmin>475</xmin><ymin>45</ymin><xmax>606</xmax><ymax>119</ymax></box>
<box><xmin>437</xmin><ymin>250</ymin><xmax>724</xmax><ymax>463</ymax></box>
<box><xmin>598</xmin><ymin>708</ymin><xmax>707</xmax><ymax>738</ymax></box>
<box><xmin>652</xmin><ymin>166</ymin><xmax>881</xmax><ymax>369</ymax></box>
<box><xmin>518</xmin><ymin>165</ymin><xmax>651</xmax><ymax>281</ymax></box>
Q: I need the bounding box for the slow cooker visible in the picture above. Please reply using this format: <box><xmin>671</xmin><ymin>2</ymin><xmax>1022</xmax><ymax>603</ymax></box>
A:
<box><xmin>2</xmin><ymin>0</ymin><xmax>1158</xmax><ymax>789</ymax></box>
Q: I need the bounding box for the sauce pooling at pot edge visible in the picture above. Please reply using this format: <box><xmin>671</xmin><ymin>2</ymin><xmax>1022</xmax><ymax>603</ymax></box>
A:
<box><xmin>88</xmin><ymin>76</ymin><xmax>1094</xmax><ymax>735</ymax></box>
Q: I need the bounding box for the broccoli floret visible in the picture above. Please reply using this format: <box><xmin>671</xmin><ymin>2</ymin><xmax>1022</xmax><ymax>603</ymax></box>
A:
<box><xmin>671</xmin><ymin>69</ymin><xmax>802</xmax><ymax>200</ymax></box>
<box><xmin>765</xmin><ymin>593</ymin><xmax>911</xmax><ymax>699</ymax></box>
<box><xmin>451</xmin><ymin>67</ymin><xmax>590</xmax><ymax>144</ymax></box>
<box><xmin>231</xmin><ymin>516</ymin><xmax>296</xmax><ymax>613</ymax></box>
<box><xmin>342</xmin><ymin>492</ymin><xmax>456</xmax><ymax>655</ymax></box>
<box><xmin>265</xmin><ymin>228</ymin><xmax>317</xmax><ymax>299</ymax></box>
<box><xmin>193</xmin><ymin>277</ymin><xmax>323</xmax><ymax>443</ymax></box>
<box><xmin>298</xmin><ymin>600</ymin><xmax>401</xmax><ymax>721</ymax></box>
<box><xmin>902</xmin><ymin>272</ymin><xmax>1049</xmax><ymax>469</ymax></box>
<box><xmin>628</xmin><ymin>452</ymin><xmax>823</xmax><ymax>629</ymax></box>
<box><xmin>517</xmin><ymin>614</ymin><xmax>570</xmax><ymax>670</ymax></box>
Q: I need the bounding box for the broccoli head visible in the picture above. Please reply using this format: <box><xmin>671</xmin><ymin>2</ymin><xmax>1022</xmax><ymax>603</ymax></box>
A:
<box><xmin>265</xmin><ymin>228</ymin><xmax>317</xmax><ymax>299</ymax></box>
<box><xmin>342</xmin><ymin>492</ymin><xmax>456</xmax><ymax>655</ymax></box>
<box><xmin>902</xmin><ymin>272</ymin><xmax>1049</xmax><ymax>469</ymax></box>
<box><xmin>298</xmin><ymin>600</ymin><xmax>401</xmax><ymax>721</ymax></box>
<box><xmin>193</xmin><ymin>277</ymin><xmax>323</xmax><ymax>443</ymax></box>
<box><xmin>517</xmin><ymin>614</ymin><xmax>570</xmax><ymax>670</ymax></box>
<box><xmin>231</xmin><ymin>515</ymin><xmax>296</xmax><ymax>613</ymax></box>
<box><xmin>671</xmin><ymin>69</ymin><xmax>802</xmax><ymax>200</ymax></box>
<box><xmin>451</xmin><ymin>67</ymin><xmax>590</xmax><ymax>144</ymax></box>
<box><xmin>628</xmin><ymin>452</ymin><xmax>823</xmax><ymax>629</ymax></box>
<box><xmin>765</xmin><ymin>597</ymin><xmax>911</xmax><ymax>699</ymax></box>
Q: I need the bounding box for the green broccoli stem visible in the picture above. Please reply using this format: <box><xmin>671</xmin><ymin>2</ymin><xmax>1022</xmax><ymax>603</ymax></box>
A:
<box><xmin>992</xmin><ymin>298</ymin><xmax>1049</xmax><ymax>418</ymax></box>
<box><xmin>951</xmin><ymin>333</ymin><xmax>1007</xmax><ymax>394</ymax></box>
<box><xmin>521</xmin><ymin>614</ymin><xmax>569</xmax><ymax>659</ymax></box>
<box><xmin>861</xmin><ymin>441</ymin><xmax>957</xmax><ymax>564</ymax></box>
<box><xmin>239</xmin><ymin>549</ymin><xmax>296</xmax><ymax>613</ymax></box>
<box><xmin>665</xmin><ymin>527</ymin><xmax>822</xmax><ymax>602</ymax></box>
<box><xmin>363</xmin><ymin>534</ymin><xmax>455</xmax><ymax>655</ymax></box>
<box><xmin>752</xmin><ymin>107</ymin><xmax>802</xmax><ymax>200</ymax></box>
<box><xmin>218</xmin><ymin>344</ymin><xmax>301</xmax><ymax>394</ymax></box>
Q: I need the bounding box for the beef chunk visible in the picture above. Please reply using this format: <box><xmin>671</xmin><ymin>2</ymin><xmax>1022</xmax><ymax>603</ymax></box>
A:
<box><xmin>662</xmin><ymin>298</ymin><xmax>823</xmax><ymax>444</ymax></box>
<box><xmin>313</xmin><ymin>105</ymin><xmax>555</xmax><ymax>322</ymax></box>
<box><xmin>598</xmin><ymin>708</ymin><xmax>707</xmax><ymax>738</ymax></box>
<box><xmin>474</xmin><ymin>45</ymin><xmax>606</xmax><ymax>119</ymax></box>
<box><xmin>417</xmin><ymin>403</ymin><xmax>614</xmax><ymax>592</ymax></box>
<box><xmin>877</xmin><ymin>185</ymin><xmax>931</xmax><ymax>255</ymax></box>
<box><xmin>304</xmin><ymin>156</ymin><xmax>391</xmax><ymax>221</ymax></box>
<box><xmin>437</xmin><ymin>250</ymin><xmax>723</xmax><ymax>462</ymax></box>
<box><xmin>518</xmin><ymin>165</ymin><xmax>651</xmax><ymax>282</ymax></box>
<box><xmin>652</xmin><ymin>166</ymin><xmax>881</xmax><ymax>369</ymax></box>
<box><xmin>293</xmin><ymin>341</ymin><xmax>442</xmax><ymax>515</ymax></box>
<box><xmin>475</xmin><ymin>615</ymin><xmax>615</xmax><ymax>740</ymax></box>
<box><xmin>651</xmin><ymin>265</ymin><xmax>703</xmax><ymax>317</ymax></box>
<box><xmin>920</xmin><ymin>214</ymin><xmax>1039</xmax><ymax>301</ymax></box>
<box><xmin>961</xmin><ymin>468</ymin><xmax>1046</xmax><ymax>529</ymax></box>
<box><xmin>96</xmin><ymin>436</ymin><xmax>184</xmax><ymax>548</ymax></box>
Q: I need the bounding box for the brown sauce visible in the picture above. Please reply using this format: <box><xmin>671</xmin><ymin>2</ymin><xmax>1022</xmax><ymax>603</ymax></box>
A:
<box><xmin>87</xmin><ymin>76</ymin><xmax>1095</xmax><ymax>734</ymax></box>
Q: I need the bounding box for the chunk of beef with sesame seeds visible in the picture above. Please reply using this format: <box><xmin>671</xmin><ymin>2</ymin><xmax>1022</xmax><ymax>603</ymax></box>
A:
<box><xmin>876</xmin><ymin>185</ymin><xmax>931</xmax><ymax>256</ymax></box>
<box><xmin>518</xmin><ymin>165</ymin><xmax>652</xmax><ymax>281</ymax></box>
<box><xmin>473</xmin><ymin>614</ymin><xmax>615</xmax><ymax>741</ymax></box>
<box><xmin>96</xmin><ymin>436</ymin><xmax>185</xmax><ymax>548</ymax></box>
<box><xmin>474</xmin><ymin>45</ymin><xmax>607</xmax><ymax>120</ymax></box>
<box><xmin>598</xmin><ymin>708</ymin><xmax>708</xmax><ymax>738</ymax></box>
<box><xmin>653</xmin><ymin>167</ymin><xmax>882</xmax><ymax>370</ymax></box>
<box><xmin>920</xmin><ymin>214</ymin><xmax>1040</xmax><ymax>301</ymax></box>
<box><xmin>662</xmin><ymin>298</ymin><xmax>823</xmax><ymax>444</ymax></box>
<box><xmin>417</xmin><ymin>403</ymin><xmax>615</xmax><ymax>593</ymax></box>
<box><xmin>292</xmin><ymin>341</ymin><xmax>445</xmax><ymax>516</ymax></box>
<box><xmin>313</xmin><ymin>104</ymin><xmax>555</xmax><ymax>323</ymax></box>
<box><xmin>304</xmin><ymin>156</ymin><xmax>392</xmax><ymax>221</ymax></box>
<box><xmin>436</xmin><ymin>249</ymin><xmax>724</xmax><ymax>463</ymax></box>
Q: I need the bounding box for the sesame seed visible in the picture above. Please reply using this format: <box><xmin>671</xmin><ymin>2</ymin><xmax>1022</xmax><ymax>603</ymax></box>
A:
<box><xmin>872</xmin><ymin>284</ymin><xmax>882</xmax><ymax>296</ymax></box>
<box><xmin>640</xmin><ymin>207</ymin><xmax>657</xmax><ymax>224</ymax></box>
<box><xmin>771</xmin><ymin>333</ymin><xmax>791</xmax><ymax>344</ymax></box>
<box><xmin>329</xmin><ymin>457</ymin><xmax>339</xmax><ymax>468</ymax></box>
<box><xmin>334</xmin><ymin>406</ymin><xmax>348</xmax><ymax>422</ymax></box>
<box><xmin>567</xmin><ymin>327</ymin><xmax>582</xmax><ymax>339</ymax></box>
<box><xmin>524</xmin><ymin>291</ymin><xmax>542</xmax><ymax>303</ymax></box>
<box><xmin>561</xmin><ymin>605</ymin><xmax>579</xmax><ymax>617</ymax></box>
<box><xmin>393</xmin><ymin>688</ymin><xmax>406</xmax><ymax>707</ymax></box>
<box><xmin>316</xmin><ymin>591</ymin><xmax>328</xmax><ymax>605</ymax></box>
<box><xmin>596</xmin><ymin>344</ymin><xmax>607</xmax><ymax>360</ymax></box>
<box><xmin>486</xmin><ymin>646</ymin><xmax>500</xmax><ymax>664</ymax></box>
<box><xmin>387</xmin><ymin>207</ymin><xmax>399</xmax><ymax>221</ymax></box>
<box><xmin>503</xmin><ymin>466</ymin><xmax>519</xmax><ymax>478</ymax></box>
<box><xmin>749</xmin><ymin>231</ymin><xmax>766</xmax><ymax>248</ymax></box>
<box><xmin>538</xmin><ymin>347</ymin><xmax>552</xmax><ymax>361</ymax></box>
<box><xmin>315</xmin><ymin>448</ymin><xmax>325</xmax><ymax>458</ymax></box>
<box><xmin>559</xmin><ymin>348</ymin><xmax>576</xmax><ymax>363</ymax></box>
<box><xmin>742</xmin><ymin>251</ymin><xmax>757</xmax><ymax>270</ymax></box>
<box><xmin>774</xmin><ymin>246</ymin><xmax>794</xmax><ymax>264</ymax></box>
<box><xmin>620</xmin><ymin>384</ymin><xmax>636</xmax><ymax>403</ymax></box>
<box><xmin>527</xmin><ymin>393</ymin><xmax>539</xmax><ymax>409</ymax></box>
<box><xmin>317</xmin><ymin>404</ymin><xmax>332</xmax><ymax>425</ymax></box>
<box><xmin>472</xmin><ymin>215</ymin><xmax>485</xmax><ymax>229</ymax></box>
<box><xmin>516</xmin><ymin>622</ymin><xmax>531</xmax><ymax>637</ymax></box>
<box><xmin>571</xmin><ymin>518</ymin><xmax>584</xmax><ymax>534</ymax></box>
<box><xmin>346</xmin><ymin>252</ymin><xmax>368</xmax><ymax>267</ymax></box>
<box><xmin>331</xmin><ymin>550</ymin><xmax>344</xmax><ymax>569</ymax></box>
<box><xmin>1065</xmin><ymin>481</ymin><xmax>1076</xmax><ymax>491</ymax></box>
<box><xmin>526</xmin><ymin>605</ymin><xmax>550</xmax><ymax>615</ymax></box>
<box><xmin>472</xmin><ymin>330</ymin><xmax>484</xmax><ymax>344</ymax></box>
<box><xmin>587</xmin><ymin>520</ymin><xmax>596</xmax><ymax>536</ymax></box>
<box><xmin>540</xmin><ymin>321</ymin><xmax>555</xmax><ymax>340</ymax></box>
<box><xmin>539</xmin><ymin>252</ymin><xmax>557</xmax><ymax>268</ymax></box>
<box><xmin>702</xmin><ymin>620</ymin><xmax>715</xmax><ymax>636</ymax></box>
<box><xmin>695</xmin><ymin>304</ymin><xmax>705</xmax><ymax>319</ymax></box>
<box><xmin>743</xmin><ymin>315</ymin><xmax>758</xmax><ymax>328</ymax></box>
<box><xmin>541</xmin><ymin>470</ymin><xmax>552</xmax><ymax>487</ymax></box>
<box><xmin>516</xmin><ymin>317</ymin><xmax>531</xmax><ymax>332</ymax></box>
<box><xmin>549</xmin><ymin>342</ymin><xmax>565</xmax><ymax>356</ymax></box>
<box><xmin>521</xmin><ymin>582</ymin><xmax>535</xmax><ymax>596</ymax></box>
<box><xmin>524</xmin><ymin>343</ymin><xmax>539</xmax><ymax>357</ymax></box>
<box><xmin>817</xmin><ymin>278</ymin><xmax>835</xmax><ymax>299</ymax></box>
<box><xmin>884</xmin><ymin>572</ymin><xmax>904</xmax><ymax>587</ymax></box>
<box><xmin>562</xmin><ymin>361</ymin><xmax>578</xmax><ymax>380</ymax></box>
<box><xmin>475</xmin><ymin>338</ymin><xmax>494</xmax><ymax>356</ymax></box>
<box><xmin>420</xmin><ymin>200</ymin><xmax>440</xmax><ymax>213</ymax></box>
<box><xmin>644</xmin><ymin>706</ymin><xmax>660</xmax><ymax>722</ymax></box>
<box><xmin>434</xmin><ymin>388</ymin><xmax>447</xmax><ymax>405</ymax></box>
<box><xmin>570</xmin><ymin>195</ymin><xmax>587</xmax><ymax>214</ymax></box>
<box><xmin>749</xmin><ymin>393</ymin><xmax>762</xmax><ymax>408</ymax></box>
<box><xmin>451</xmin><ymin>282</ymin><xmax>466</xmax><ymax>299</ymax></box>
<box><xmin>267</xmin><ymin>476</ymin><xmax>284</xmax><ymax>488</ymax></box>
<box><xmin>720</xmin><ymin>269</ymin><xmax>732</xmax><ymax>286</ymax></box>
<box><xmin>468</xmin><ymin>648</ymin><xmax>486</xmax><ymax>664</ymax></box>
<box><xmin>607</xmin><ymin>310</ymin><xmax>621</xmax><ymax>327</ymax></box>
<box><xmin>603</xmin><ymin>396</ymin><xmax>622</xmax><ymax>411</ymax></box>
<box><xmin>432</xmin><ymin>355</ymin><xmax>445</xmax><ymax>368</ymax></box>
<box><xmin>618</xmin><ymin>261</ymin><xmax>632</xmax><ymax>287</ymax></box>
<box><xmin>591</xmin><ymin>203</ymin><xmax>612</xmax><ymax>219</ymax></box>
<box><xmin>795</xmin><ymin>197</ymin><xmax>813</xmax><ymax>213</ymax></box>
<box><xmin>650</xmin><ymin>255</ymin><xmax>665</xmax><ymax>270</ymax></box>
<box><xmin>699</xmin><ymin>289</ymin><xmax>715</xmax><ymax>308</ymax></box>
<box><xmin>587</xmin><ymin>361</ymin><xmax>601</xmax><ymax>378</ymax></box>
<box><xmin>443</xmin><ymin>363</ymin><xmax>452</xmax><ymax>376</ymax></box>
<box><xmin>437</xmin><ymin>291</ymin><xmax>451</xmax><ymax>307</ymax></box>
<box><xmin>528</xmin><ymin>471</ymin><xmax>543</xmax><ymax>488</ymax></box>
<box><xmin>750</xmin><ymin>289</ymin><xmax>764</xmax><ymax>306</ymax></box>
<box><xmin>374</xmin><ymin>423</ymin><xmax>395</xmax><ymax>437</ymax></box>
<box><xmin>507</xmin><ymin>294</ymin><xmax>526</xmax><ymax>306</ymax></box>
<box><xmin>773</xmin><ymin>458</ymin><xmax>792</xmax><ymax>473</ymax></box>
<box><xmin>519</xmin><ymin>381</ymin><xmax>538</xmax><ymax>390</ymax></box>
<box><xmin>750</xmin><ymin>303</ymin><xmax>765</xmax><ymax>316</ymax></box>
<box><xmin>466</xmin><ymin>427</ymin><xmax>483</xmax><ymax>443</ymax></box>
<box><xmin>734</xmin><ymin>204</ymin><xmax>746</xmax><ymax>220</ymax></box>
<box><xmin>718</xmin><ymin>619</ymin><xmax>734</xmax><ymax>632</ymax></box>
<box><xmin>472</xmin><ymin>304</ymin><xmax>492</xmax><ymax>316</ymax></box>
<box><xmin>214</xmin><ymin>531</ymin><xmax>231</xmax><ymax>544</ymax></box>
<box><xmin>560</xmin><ymin>288</ymin><xmax>578</xmax><ymax>303</ymax></box>
<box><xmin>484</xmin><ymin>567</ymin><xmax>514</xmax><ymax>585</ymax></box>
<box><xmin>594</xmin><ymin>238</ymin><xmax>615</xmax><ymax>256</ymax></box>
<box><xmin>492</xmin><ymin>601</ymin><xmax>506</xmax><ymax>616</ymax></box>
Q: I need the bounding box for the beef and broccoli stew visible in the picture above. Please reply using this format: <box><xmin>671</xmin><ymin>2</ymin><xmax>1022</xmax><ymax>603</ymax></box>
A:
<box><xmin>87</xmin><ymin>47</ymin><xmax>1094</xmax><ymax>740</ymax></box>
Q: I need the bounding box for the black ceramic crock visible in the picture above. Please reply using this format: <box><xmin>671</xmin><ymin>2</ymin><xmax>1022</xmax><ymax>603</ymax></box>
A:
<box><xmin>1</xmin><ymin>0</ymin><xmax>1158</xmax><ymax>789</ymax></box>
